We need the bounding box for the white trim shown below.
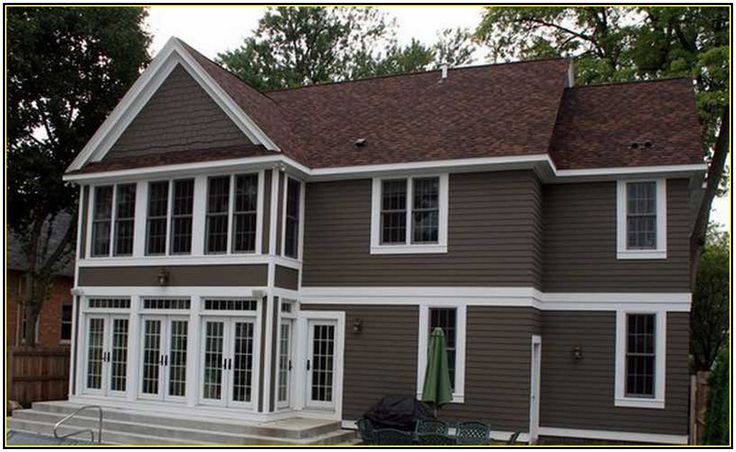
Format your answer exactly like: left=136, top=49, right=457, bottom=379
left=529, top=335, right=542, bottom=444
left=416, top=304, right=466, bottom=403
left=370, top=174, right=449, bottom=255
left=76, top=286, right=268, bottom=298
left=616, top=179, right=667, bottom=260
left=77, top=253, right=300, bottom=270
left=537, top=427, right=687, bottom=445
left=66, top=37, right=278, bottom=172
left=614, top=310, right=667, bottom=409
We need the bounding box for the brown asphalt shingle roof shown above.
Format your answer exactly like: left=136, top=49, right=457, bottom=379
left=549, top=78, right=704, bottom=169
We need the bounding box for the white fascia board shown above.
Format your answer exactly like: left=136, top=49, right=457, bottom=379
left=553, top=163, right=707, bottom=183
left=66, top=37, right=280, bottom=173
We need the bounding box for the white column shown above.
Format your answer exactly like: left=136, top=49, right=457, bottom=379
left=261, top=294, right=275, bottom=412
left=126, top=295, right=141, bottom=401
left=186, top=295, right=201, bottom=407
left=191, top=175, right=207, bottom=256
left=133, top=181, right=148, bottom=257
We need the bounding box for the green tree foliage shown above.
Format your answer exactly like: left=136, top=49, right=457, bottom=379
left=703, top=347, right=730, bottom=444
left=690, top=226, right=730, bottom=371
left=7, top=7, right=150, bottom=345
left=218, top=7, right=476, bottom=90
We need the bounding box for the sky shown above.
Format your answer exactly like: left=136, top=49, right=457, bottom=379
left=145, top=6, right=730, bottom=228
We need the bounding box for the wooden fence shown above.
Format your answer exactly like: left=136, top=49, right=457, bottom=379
left=7, top=346, right=70, bottom=406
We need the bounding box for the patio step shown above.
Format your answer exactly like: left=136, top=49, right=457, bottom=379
left=10, top=401, right=355, bottom=445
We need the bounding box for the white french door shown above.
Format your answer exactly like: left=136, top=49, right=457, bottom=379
left=304, top=319, right=339, bottom=410
left=138, top=316, right=189, bottom=402
left=276, top=319, right=294, bottom=409
left=199, top=317, right=257, bottom=408
left=83, top=314, right=129, bottom=396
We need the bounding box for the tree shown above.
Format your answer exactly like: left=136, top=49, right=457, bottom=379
left=690, top=225, right=730, bottom=371
left=703, top=347, right=730, bottom=444
left=218, top=7, right=476, bottom=90
left=7, top=7, right=151, bottom=346
left=475, top=6, right=730, bottom=286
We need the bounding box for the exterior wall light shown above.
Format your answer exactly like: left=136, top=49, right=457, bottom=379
left=572, top=345, right=583, bottom=360
left=352, top=319, right=363, bottom=334
left=157, top=269, right=169, bottom=286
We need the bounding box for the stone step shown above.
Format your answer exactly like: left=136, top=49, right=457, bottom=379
left=31, top=401, right=341, bottom=439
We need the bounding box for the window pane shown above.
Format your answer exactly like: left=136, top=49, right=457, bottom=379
left=626, top=182, right=657, bottom=250
left=171, top=179, right=194, bottom=254
left=380, top=179, right=407, bottom=244
left=233, top=174, right=258, bottom=253
left=60, top=304, right=73, bottom=341
left=146, top=182, right=169, bottom=255
left=625, top=313, right=656, bottom=398
left=206, top=176, right=230, bottom=254
left=114, top=184, right=136, bottom=256
left=285, top=178, right=300, bottom=258
left=91, top=186, right=113, bottom=256
left=429, top=308, right=457, bottom=390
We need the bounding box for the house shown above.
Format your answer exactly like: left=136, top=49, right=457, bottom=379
left=31, top=37, right=707, bottom=444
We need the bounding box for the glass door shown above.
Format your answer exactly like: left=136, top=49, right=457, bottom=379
left=83, top=314, right=129, bottom=396
left=305, top=320, right=337, bottom=410
left=200, top=318, right=227, bottom=406
left=84, top=316, right=106, bottom=395
left=276, top=320, right=293, bottom=409
left=228, top=321, right=255, bottom=407
left=139, top=316, right=189, bottom=401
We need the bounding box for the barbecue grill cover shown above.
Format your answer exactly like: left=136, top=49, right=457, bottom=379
left=363, top=395, right=435, bottom=430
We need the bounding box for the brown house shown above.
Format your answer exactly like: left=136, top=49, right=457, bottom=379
left=11, top=37, right=705, bottom=444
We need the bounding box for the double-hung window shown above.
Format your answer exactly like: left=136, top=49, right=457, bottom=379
left=206, top=173, right=261, bottom=254
left=370, top=175, right=448, bottom=254
left=283, top=177, right=302, bottom=258
left=146, top=179, right=195, bottom=255
left=417, top=305, right=466, bottom=403
left=91, top=184, right=136, bottom=257
left=617, top=179, right=666, bottom=259
left=615, top=310, right=666, bottom=408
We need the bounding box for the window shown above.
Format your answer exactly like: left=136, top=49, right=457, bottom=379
left=283, top=177, right=301, bottom=258
left=206, top=176, right=231, bottom=254
left=146, top=181, right=169, bottom=255
left=371, top=175, right=449, bottom=254
left=617, top=179, right=666, bottom=259
left=143, top=298, right=191, bottom=310
left=91, top=186, right=113, bottom=256
left=233, top=174, right=258, bottom=253
left=615, top=310, right=666, bottom=408
left=417, top=305, right=466, bottom=403
left=113, top=184, right=136, bottom=256
left=18, top=309, right=40, bottom=345
left=87, top=298, right=131, bottom=309
left=171, top=179, right=194, bottom=254
left=203, top=299, right=257, bottom=311
left=60, top=304, right=73, bottom=343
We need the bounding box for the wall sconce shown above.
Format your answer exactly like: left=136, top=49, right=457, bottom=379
left=352, top=319, right=363, bottom=334
left=157, top=269, right=169, bottom=286
left=572, top=345, right=583, bottom=360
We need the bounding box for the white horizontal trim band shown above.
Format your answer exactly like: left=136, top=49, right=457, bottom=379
left=537, top=426, right=687, bottom=445
left=78, top=255, right=301, bottom=270
left=75, top=286, right=268, bottom=297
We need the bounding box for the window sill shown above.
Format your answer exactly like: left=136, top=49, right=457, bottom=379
left=370, top=244, right=447, bottom=255
left=615, top=397, right=664, bottom=409
left=617, top=249, right=667, bottom=260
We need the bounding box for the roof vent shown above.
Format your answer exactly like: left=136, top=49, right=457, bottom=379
left=630, top=142, right=639, bottom=150
left=354, top=138, right=367, bottom=148
left=643, top=141, right=653, bottom=148
left=629, top=140, right=654, bottom=150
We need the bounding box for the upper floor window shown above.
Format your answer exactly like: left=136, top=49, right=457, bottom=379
left=146, top=181, right=169, bottom=255
left=283, top=177, right=302, bottom=258
left=171, top=179, right=195, bottom=254
left=91, top=184, right=136, bottom=257
left=145, top=179, right=195, bottom=256
left=206, top=173, right=261, bottom=254
left=615, top=310, right=666, bottom=409
left=370, top=175, right=449, bottom=254
left=616, top=179, right=666, bottom=259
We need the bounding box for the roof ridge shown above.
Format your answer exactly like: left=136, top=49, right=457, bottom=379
left=569, top=76, right=693, bottom=90
left=264, top=57, right=568, bottom=94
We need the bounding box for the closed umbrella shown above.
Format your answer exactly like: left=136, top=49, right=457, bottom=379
left=421, top=327, right=453, bottom=413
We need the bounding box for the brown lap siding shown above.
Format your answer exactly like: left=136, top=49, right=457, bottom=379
left=539, top=311, right=689, bottom=436
left=78, top=264, right=268, bottom=286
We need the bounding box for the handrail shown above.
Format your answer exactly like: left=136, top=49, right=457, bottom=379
left=53, top=405, right=103, bottom=443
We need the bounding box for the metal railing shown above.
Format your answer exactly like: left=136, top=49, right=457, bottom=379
left=53, top=405, right=103, bottom=443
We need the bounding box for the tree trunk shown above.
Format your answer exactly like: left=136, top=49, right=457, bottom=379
left=690, top=107, right=730, bottom=288
left=23, top=302, right=40, bottom=347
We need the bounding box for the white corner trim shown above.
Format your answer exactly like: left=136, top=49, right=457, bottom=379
left=369, top=174, right=449, bottom=255
left=616, top=179, right=667, bottom=260
left=537, top=427, right=687, bottom=445
left=416, top=304, right=466, bottom=404
left=614, top=310, right=667, bottom=409
left=66, top=37, right=279, bottom=173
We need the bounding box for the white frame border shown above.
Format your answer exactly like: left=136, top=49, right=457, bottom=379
left=616, top=179, right=667, bottom=260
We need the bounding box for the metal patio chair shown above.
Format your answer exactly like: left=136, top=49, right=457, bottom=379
left=415, top=419, right=449, bottom=435
left=456, top=421, right=491, bottom=445
left=372, top=428, right=415, bottom=445
left=417, top=432, right=457, bottom=445
left=356, top=418, right=375, bottom=444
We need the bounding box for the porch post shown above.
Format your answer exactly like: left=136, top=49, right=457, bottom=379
left=126, top=295, right=141, bottom=401
left=186, top=295, right=201, bottom=407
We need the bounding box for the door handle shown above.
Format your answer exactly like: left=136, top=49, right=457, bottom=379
left=164, top=355, right=168, bottom=366
left=222, top=358, right=227, bottom=370
left=160, top=355, right=164, bottom=366
left=288, top=360, right=292, bottom=371
left=306, top=359, right=310, bottom=371
left=228, top=358, right=232, bottom=370
left=102, top=352, right=108, bottom=362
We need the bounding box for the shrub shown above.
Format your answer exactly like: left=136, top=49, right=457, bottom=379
left=703, top=347, right=730, bottom=444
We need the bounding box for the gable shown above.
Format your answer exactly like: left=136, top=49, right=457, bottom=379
left=104, top=64, right=250, bottom=161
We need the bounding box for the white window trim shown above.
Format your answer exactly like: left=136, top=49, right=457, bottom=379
left=280, top=174, right=305, bottom=261
left=616, top=179, right=667, bottom=260
left=370, top=174, right=449, bottom=254
left=614, top=309, right=666, bottom=409
left=416, top=303, right=466, bottom=403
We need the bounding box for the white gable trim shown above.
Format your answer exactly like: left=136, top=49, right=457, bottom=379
left=66, top=37, right=279, bottom=172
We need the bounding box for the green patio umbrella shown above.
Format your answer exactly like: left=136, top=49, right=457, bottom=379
left=421, top=327, right=453, bottom=413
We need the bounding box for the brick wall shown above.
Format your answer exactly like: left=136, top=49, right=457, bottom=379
left=6, top=270, right=74, bottom=347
